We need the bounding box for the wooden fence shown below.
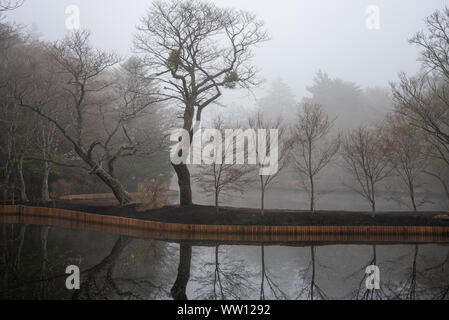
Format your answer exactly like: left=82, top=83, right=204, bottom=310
left=1, top=204, right=449, bottom=243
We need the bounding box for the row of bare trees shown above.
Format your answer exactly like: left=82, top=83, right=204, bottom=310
left=192, top=6, right=449, bottom=214
left=192, top=94, right=448, bottom=214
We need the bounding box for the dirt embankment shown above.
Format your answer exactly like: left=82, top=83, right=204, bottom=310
left=11, top=199, right=449, bottom=227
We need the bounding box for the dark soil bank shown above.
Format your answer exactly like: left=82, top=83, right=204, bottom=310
left=15, top=200, right=449, bottom=227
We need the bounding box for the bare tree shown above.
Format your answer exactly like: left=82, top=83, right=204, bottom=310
left=0, top=22, right=32, bottom=203
left=248, top=112, right=291, bottom=215
left=341, top=127, right=392, bottom=214
left=391, top=8, right=449, bottom=170
left=0, top=100, right=35, bottom=202
left=14, top=31, right=163, bottom=205
left=135, top=0, right=269, bottom=206
left=290, top=103, right=340, bottom=212
left=193, top=117, right=254, bottom=213
left=34, top=118, right=59, bottom=202
left=382, top=114, right=429, bottom=211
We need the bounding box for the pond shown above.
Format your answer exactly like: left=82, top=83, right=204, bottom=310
left=1, top=222, right=448, bottom=300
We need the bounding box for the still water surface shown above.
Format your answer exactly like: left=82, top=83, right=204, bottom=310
left=1, top=223, right=448, bottom=300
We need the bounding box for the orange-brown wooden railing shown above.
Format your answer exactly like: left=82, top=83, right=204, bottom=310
left=1, top=204, right=449, bottom=243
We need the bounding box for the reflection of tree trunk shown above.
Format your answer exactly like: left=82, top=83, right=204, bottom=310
left=260, top=245, right=265, bottom=300
left=310, top=246, right=315, bottom=300
left=259, top=245, right=287, bottom=300
left=1, top=224, right=8, bottom=292
left=354, top=244, right=381, bottom=300
left=73, top=236, right=131, bottom=300
left=406, top=244, right=418, bottom=300
left=299, top=245, right=326, bottom=300
left=171, top=243, right=192, bottom=300
left=172, top=163, right=192, bottom=206
left=213, top=245, right=224, bottom=300
left=38, top=226, right=50, bottom=297
left=14, top=224, right=27, bottom=270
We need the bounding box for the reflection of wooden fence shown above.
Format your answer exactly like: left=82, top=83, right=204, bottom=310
left=1, top=205, right=449, bottom=243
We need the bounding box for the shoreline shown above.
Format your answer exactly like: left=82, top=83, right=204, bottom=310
left=1, top=202, right=449, bottom=243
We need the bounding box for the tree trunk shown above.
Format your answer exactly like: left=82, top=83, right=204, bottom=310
left=370, top=181, right=376, bottom=217
left=2, top=161, right=10, bottom=203
left=172, top=163, right=192, bottom=206
left=16, top=158, right=28, bottom=203
left=94, top=167, right=131, bottom=205
left=409, top=182, right=417, bottom=212
left=171, top=105, right=195, bottom=207
left=261, top=188, right=265, bottom=216
left=309, top=174, right=315, bottom=212
left=260, top=176, right=265, bottom=216
left=41, top=160, right=51, bottom=202
left=171, top=243, right=192, bottom=300
left=215, top=190, right=219, bottom=214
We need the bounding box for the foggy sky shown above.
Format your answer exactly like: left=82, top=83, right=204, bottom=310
left=4, top=0, right=448, bottom=101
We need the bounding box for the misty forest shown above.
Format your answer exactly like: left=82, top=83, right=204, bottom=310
left=2, top=0, right=449, bottom=302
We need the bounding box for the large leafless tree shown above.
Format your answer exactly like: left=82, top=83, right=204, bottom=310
left=135, top=0, right=269, bottom=206
left=391, top=7, right=449, bottom=170
left=14, top=31, right=163, bottom=205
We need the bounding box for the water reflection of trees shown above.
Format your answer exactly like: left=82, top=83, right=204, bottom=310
left=189, top=244, right=256, bottom=300
left=346, top=245, right=387, bottom=300
left=260, top=245, right=288, bottom=300
left=1, top=224, right=176, bottom=299
left=297, top=246, right=328, bottom=300
left=171, top=243, right=192, bottom=300
left=75, top=236, right=175, bottom=300
left=3, top=224, right=449, bottom=301
left=384, top=245, right=449, bottom=300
